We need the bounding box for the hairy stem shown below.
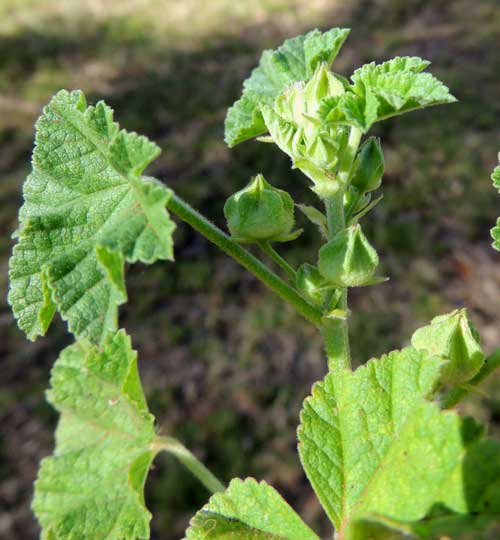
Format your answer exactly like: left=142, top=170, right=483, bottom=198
left=320, top=128, right=362, bottom=372
left=258, top=241, right=297, bottom=281
left=441, top=347, right=500, bottom=409
left=153, top=436, right=225, bottom=494
left=166, top=191, right=322, bottom=327
left=322, top=190, right=350, bottom=371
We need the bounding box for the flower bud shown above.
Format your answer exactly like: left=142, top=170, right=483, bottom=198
left=224, top=174, right=296, bottom=242
left=411, top=309, right=484, bottom=385
left=318, top=224, right=379, bottom=287
left=296, top=263, right=331, bottom=305
left=350, top=137, right=384, bottom=194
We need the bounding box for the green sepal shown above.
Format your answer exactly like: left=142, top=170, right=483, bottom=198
left=318, top=224, right=379, bottom=287
left=347, top=194, right=384, bottom=225
left=224, top=174, right=297, bottom=243
left=411, top=309, right=485, bottom=385
left=350, top=137, right=384, bottom=194
left=296, top=263, right=333, bottom=306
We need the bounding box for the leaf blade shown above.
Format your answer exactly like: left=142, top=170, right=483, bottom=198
left=320, top=56, right=456, bottom=132
left=224, top=28, right=350, bottom=147
left=185, top=477, right=319, bottom=540
left=298, top=347, right=444, bottom=530
left=33, top=330, right=156, bottom=540
left=8, top=90, right=175, bottom=343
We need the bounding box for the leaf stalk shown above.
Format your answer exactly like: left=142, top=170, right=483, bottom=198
left=258, top=241, right=297, bottom=281
left=153, top=436, right=225, bottom=494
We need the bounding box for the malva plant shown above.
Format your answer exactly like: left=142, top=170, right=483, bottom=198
left=7, top=27, right=500, bottom=540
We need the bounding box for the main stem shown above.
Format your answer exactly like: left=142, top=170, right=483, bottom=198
left=322, top=127, right=363, bottom=372
left=166, top=191, right=322, bottom=327
left=322, top=192, right=350, bottom=372
left=153, top=436, right=225, bottom=494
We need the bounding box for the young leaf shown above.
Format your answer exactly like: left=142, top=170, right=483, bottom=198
left=319, top=56, right=456, bottom=132
left=492, top=160, right=500, bottom=251
left=33, top=330, right=157, bottom=540
left=298, top=347, right=500, bottom=539
left=8, top=90, right=175, bottom=343
left=185, top=477, right=319, bottom=540
left=224, top=28, right=350, bottom=147
left=298, top=348, right=444, bottom=531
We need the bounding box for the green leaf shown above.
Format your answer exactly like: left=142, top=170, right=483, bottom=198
left=347, top=408, right=500, bottom=540
left=298, top=348, right=444, bottom=531
left=185, top=477, right=319, bottom=540
left=8, top=90, right=175, bottom=343
left=224, top=28, right=350, bottom=147
left=492, top=161, right=500, bottom=251
left=298, top=347, right=500, bottom=539
left=319, top=56, right=456, bottom=132
left=33, top=330, right=157, bottom=540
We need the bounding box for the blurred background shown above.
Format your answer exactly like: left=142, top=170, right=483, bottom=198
left=1, top=0, right=500, bottom=538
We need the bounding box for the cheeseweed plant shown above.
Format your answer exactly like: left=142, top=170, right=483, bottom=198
left=8, top=27, right=500, bottom=540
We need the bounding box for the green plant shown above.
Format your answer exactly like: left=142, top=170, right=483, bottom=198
left=7, top=27, right=500, bottom=540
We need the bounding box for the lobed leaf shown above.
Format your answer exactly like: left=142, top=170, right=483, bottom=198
left=298, top=347, right=500, bottom=539
left=319, top=56, right=456, bottom=132
left=185, top=477, right=319, bottom=540
left=8, top=90, right=175, bottom=343
left=298, top=347, right=444, bottom=530
left=33, top=330, right=157, bottom=540
left=224, top=28, right=350, bottom=147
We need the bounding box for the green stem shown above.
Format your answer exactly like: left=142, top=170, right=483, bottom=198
left=441, top=347, right=500, bottom=409
left=337, top=126, right=363, bottom=186
left=166, top=192, right=322, bottom=327
left=258, top=241, right=297, bottom=281
left=153, top=436, right=225, bottom=493
left=322, top=192, right=350, bottom=371
left=321, top=128, right=363, bottom=372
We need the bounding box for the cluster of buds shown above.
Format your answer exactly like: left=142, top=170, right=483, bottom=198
left=225, top=63, right=389, bottom=307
